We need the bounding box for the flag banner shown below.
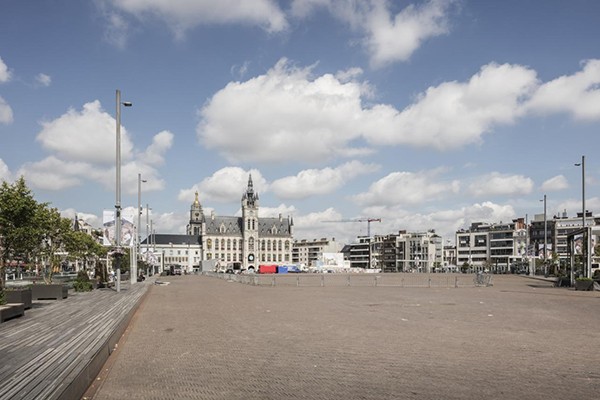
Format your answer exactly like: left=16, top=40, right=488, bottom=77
left=103, top=209, right=136, bottom=247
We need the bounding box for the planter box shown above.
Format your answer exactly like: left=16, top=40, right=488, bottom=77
left=575, top=280, right=594, bottom=291
left=31, top=284, right=69, bottom=300
left=0, top=303, right=25, bottom=323
left=5, top=288, right=32, bottom=309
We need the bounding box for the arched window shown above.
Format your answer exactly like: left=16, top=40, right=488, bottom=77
left=284, top=240, right=290, bottom=251
left=227, top=239, right=231, bottom=250
left=261, top=240, right=265, bottom=251
left=267, top=240, right=271, bottom=251
left=249, top=237, right=255, bottom=251
left=278, top=240, right=282, bottom=251
left=207, top=239, right=212, bottom=250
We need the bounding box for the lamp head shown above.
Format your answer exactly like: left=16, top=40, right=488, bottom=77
left=122, top=101, right=133, bottom=107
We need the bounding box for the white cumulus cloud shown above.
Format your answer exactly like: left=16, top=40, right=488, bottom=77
left=103, top=0, right=288, bottom=41
left=291, top=0, right=456, bottom=67
left=525, top=59, right=600, bottom=120
left=0, top=96, right=13, bottom=124
left=0, top=56, right=11, bottom=83
left=0, top=159, right=12, bottom=182
left=198, top=58, right=374, bottom=163
left=365, top=0, right=455, bottom=67
left=362, top=62, right=539, bottom=149
left=199, top=60, right=543, bottom=163
left=271, top=161, right=380, bottom=200
left=179, top=167, right=267, bottom=204
left=353, top=168, right=460, bottom=207
left=19, top=100, right=171, bottom=194
left=541, top=175, right=569, bottom=192
left=37, top=100, right=134, bottom=165
left=468, top=172, right=534, bottom=197
left=35, top=73, right=52, bottom=87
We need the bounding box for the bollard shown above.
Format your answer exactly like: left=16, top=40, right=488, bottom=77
left=347, top=275, right=351, bottom=287
left=297, top=275, right=300, bottom=287
left=321, top=275, right=324, bottom=287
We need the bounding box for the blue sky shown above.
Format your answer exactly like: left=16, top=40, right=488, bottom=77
left=1, top=0, right=599, bottom=245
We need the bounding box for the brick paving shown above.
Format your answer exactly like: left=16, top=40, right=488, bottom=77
left=91, top=275, right=600, bottom=400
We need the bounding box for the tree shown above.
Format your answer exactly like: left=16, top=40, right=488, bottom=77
left=0, top=177, right=44, bottom=297
left=37, top=205, right=74, bottom=283
left=64, top=230, right=108, bottom=279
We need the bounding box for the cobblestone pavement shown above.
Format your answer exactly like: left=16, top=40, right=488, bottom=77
left=91, top=275, right=600, bottom=400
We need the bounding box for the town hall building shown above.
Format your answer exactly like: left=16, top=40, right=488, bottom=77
left=186, top=175, right=294, bottom=271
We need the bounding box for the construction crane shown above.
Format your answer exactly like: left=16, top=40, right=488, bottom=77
left=321, top=218, right=382, bottom=237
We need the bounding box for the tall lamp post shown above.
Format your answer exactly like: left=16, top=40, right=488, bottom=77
left=132, top=173, right=146, bottom=284
left=115, top=89, right=132, bottom=293
left=575, top=155, right=590, bottom=278
left=541, top=194, right=547, bottom=276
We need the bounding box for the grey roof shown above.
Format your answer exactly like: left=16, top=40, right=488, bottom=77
left=204, top=216, right=243, bottom=235
left=258, top=217, right=292, bottom=237
left=142, top=234, right=201, bottom=246
left=202, top=215, right=292, bottom=237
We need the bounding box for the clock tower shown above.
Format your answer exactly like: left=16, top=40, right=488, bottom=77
left=187, top=191, right=204, bottom=236
left=242, top=174, right=259, bottom=269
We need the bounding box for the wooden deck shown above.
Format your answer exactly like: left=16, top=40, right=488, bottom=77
left=0, top=280, right=151, bottom=400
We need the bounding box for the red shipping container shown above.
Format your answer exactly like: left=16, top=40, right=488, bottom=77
left=259, top=265, right=277, bottom=274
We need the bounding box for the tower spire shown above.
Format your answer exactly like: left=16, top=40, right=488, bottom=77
left=242, top=173, right=258, bottom=206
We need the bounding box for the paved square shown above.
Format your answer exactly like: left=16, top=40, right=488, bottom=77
left=92, top=275, right=600, bottom=400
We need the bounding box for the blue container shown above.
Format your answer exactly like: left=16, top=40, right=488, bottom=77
left=277, top=266, right=288, bottom=274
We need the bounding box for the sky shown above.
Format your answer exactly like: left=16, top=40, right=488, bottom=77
left=1, top=0, right=599, bottom=246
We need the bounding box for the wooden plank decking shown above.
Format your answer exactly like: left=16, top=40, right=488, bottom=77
left=0, top=280, right=151, bottom=400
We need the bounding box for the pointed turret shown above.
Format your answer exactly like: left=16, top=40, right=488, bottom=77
left=242, top=173, right=259, bottom=206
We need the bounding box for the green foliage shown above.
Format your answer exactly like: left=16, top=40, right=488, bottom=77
left=73, top=270, right=93, bottom=292
left=575, top=277, right=593, bottom=282
left=0, top=177, right=43, bottom=269
left=460, top=262, right=470, bottom=273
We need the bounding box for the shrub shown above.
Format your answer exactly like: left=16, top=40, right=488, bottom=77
left=73, top=281, right=93, bottom=292
left=73, top=270, right=93, bottom=292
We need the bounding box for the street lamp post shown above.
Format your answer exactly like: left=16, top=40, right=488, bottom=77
left=146, top=203, right=151, bottom=275
left=132, top=173, right=147, bottom=284
left=575, top=155, right=590, bottom=278
left=115, top=89, right=132, bottom=293
left=541, top=194, right=547, bottom=276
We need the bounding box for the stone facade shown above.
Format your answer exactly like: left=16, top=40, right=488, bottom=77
left=186, top=175, right=293, bottom=270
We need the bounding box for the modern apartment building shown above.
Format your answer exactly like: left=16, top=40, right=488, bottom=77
left=344, top=230, right=443, bottom=272
left=292, top=237, right=340, bottom=267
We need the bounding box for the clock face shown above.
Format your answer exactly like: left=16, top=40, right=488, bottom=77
left=195, top=212, right=199, bottom=216
left=248, top=254, right=254, bottom=262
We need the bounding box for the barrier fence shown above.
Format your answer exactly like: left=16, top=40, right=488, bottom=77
left=203, top=272, right=493, bottom=288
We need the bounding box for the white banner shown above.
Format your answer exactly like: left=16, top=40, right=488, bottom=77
left=103, top=209, right=136, bottom=247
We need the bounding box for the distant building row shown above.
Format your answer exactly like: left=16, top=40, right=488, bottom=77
left=140, top=177, right=598, bottom=275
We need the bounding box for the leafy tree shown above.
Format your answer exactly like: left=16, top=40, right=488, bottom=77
left=37, top=206, right=74, bottom=283
left=64, top=230, right=107, bottom=276
left=0, top=177, right=44, bottom=297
